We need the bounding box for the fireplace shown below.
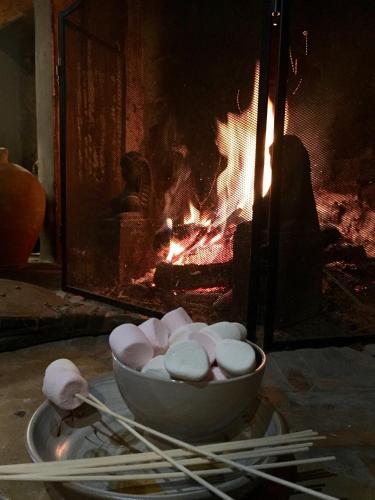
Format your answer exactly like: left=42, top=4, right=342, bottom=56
left=58, top=0, right=375, bottom=348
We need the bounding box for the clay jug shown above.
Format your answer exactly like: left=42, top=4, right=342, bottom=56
left=0, top=148, right=46, bottom=267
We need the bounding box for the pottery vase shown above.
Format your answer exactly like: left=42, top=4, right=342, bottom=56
left=0, top=147, right=46, bottom=266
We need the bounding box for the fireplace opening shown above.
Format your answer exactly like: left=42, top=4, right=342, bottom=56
left=61, top=0, right=266, bottom=323
left=59, top=0, right=374, bottom=347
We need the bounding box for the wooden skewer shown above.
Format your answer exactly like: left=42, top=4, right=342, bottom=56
left=77, top=394, right=338, bottom=500
left=87, top=393, right=234, bottom=500
left=2, top=445, right=310, bottom=477
left=0, top=442, right=312, bottom=475
left=0, top=430, right=321, bottom=474
left=0, top=456, right=336, bottom=482
left=41, top=445, right=311, bottom=475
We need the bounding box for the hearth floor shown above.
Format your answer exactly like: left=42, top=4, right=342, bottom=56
left=0, top=336, right=373, bottom=499
left=1, top=263, right=374, bottom=351
left=0, top=264, right=147, bottom=352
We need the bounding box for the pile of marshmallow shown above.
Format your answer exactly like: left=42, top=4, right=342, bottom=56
left=109, top=307, right=257, bottom=382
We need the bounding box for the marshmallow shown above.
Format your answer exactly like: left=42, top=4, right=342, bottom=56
left=42, top=362, right=88, bottom=410
left=169, top=322, right=207, bottom=345
left=45, top=358, right=81, bottom=375
left=209, top=365, right=228, bottom=381
left=161, top=307, right=192, bottom=333
left=141, top=355, right=171, bottom=380
left=232, top=322, right=247, bottom=340
left=139, top=318, right=169, bottom=355
left=201, top=322, right=242, bottom=342
left=109, top=324, right=153, bottom=370
left=188, top=330, right=216, bottom=364
left=165, top=340, right=210, bottom=381
left=216, top=339, right=257, bottom=377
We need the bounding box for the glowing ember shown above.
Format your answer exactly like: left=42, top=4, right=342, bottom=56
left=162, top=65, right=280, bottom=267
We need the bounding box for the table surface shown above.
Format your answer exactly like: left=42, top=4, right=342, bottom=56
left=0, top=336, right=374, bottom=500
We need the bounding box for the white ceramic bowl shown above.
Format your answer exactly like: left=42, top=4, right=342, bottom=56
left=113, top=340, right=266, bottom=442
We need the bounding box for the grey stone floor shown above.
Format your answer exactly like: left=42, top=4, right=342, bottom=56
left=263, top=346, right=375, bottom=498
left=0, top=336, right=373, bottom=499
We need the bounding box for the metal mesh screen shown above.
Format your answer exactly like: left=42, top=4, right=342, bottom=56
left=63, top=0, right=126, bottom=291
left=272, top=0, right=375, bottom=342
left=62, top=0, right=264, bottom=323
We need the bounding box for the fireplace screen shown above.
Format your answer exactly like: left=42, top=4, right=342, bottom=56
left=60, top=0, right=374, bottom=347
left=60, top=0, right=265, bottom=324
left=268, top=0, right=375, bottom=346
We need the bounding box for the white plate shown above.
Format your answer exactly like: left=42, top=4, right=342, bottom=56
left=26, top=374, right=284, bottom=499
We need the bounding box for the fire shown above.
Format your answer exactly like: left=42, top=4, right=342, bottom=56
left=163, top=65, right=280, bottom=267
left=263, top=99, right=275, bottom=196
left=184, top=201, right=212, bottom=227
left=183, top=202, right=211, bottom=227
left=184, top=202, right=200, bottom=224
left=165, top=230, right=230, bottom=266
left=166, top=240, right=185, bottom=263
left=215, top=89, right=274, bottom=225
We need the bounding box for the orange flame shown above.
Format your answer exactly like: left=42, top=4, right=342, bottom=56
left=164, top=65, right=282, bottom=266
left=183, top=202, right=200, bottom=224
left=215, top=75, right=274, bottom=225
left=184, top=202, right=211, bottom=227
left=166, top=239, right=185, bottom=264
left=263, top=99, right=275, bottom=196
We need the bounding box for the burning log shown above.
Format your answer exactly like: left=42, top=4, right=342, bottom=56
left=154, top=262, right=232, bottom=290
left=316, top=189, right=375, bottom=258
left=153, top=223, right=205, bottom=251
left=324, top=242, right=367, bottom=263
left=320, top=225, right=342, bottom=248
left=213, top=290, right=233, bottom=312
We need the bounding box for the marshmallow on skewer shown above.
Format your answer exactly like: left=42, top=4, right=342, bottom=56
left=44, top=358, right=81, bottom=375
left=42, top=359, right=88, bottom=410
left=188, top=330, right=216, bottom=365
left=165, top=340, right=209, bottom=381
left=141, top=355, right=171, bottom=380
left=169, top=322, right=207, bottom=346
left=139, top=318, right=169, bottom=355
left=161, top=307, right=192, bottom=333
left=201, top=322, right=242, bottom=342
left=109, top=324, right=153, bottom=370
left=216, top=339, right=257, bottom=377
